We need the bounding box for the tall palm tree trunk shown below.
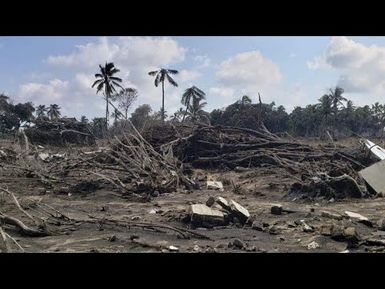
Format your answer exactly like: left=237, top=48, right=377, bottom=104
left=105, top=91, right=109, bottom=127
left=162, top=81, right=165, bottom=121
left=182, top=103, right=189, bottom=122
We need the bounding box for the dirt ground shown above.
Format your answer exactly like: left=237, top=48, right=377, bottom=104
left=1, top=137, right=385, bottom=253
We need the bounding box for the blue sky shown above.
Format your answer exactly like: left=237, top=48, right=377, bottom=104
left=1, top=36, right=385, bottom=119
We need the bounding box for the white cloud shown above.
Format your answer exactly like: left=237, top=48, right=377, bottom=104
left=194, top=55, right=211, bottom=68
left=209, top=50, right=282, bottom=105
left=308, top=37, right=385, bottom=96
left=19, top=37, right=188, bottom=119
left=179, top=69, right=201, bottom=82
left=19, top=79, right=69, bottom=103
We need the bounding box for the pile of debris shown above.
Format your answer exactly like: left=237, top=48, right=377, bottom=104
left=24, top=118, right=95, bottom=146
left=82, top=122, right=196, bottom=200
left=159, top=124, right=373, bottom=199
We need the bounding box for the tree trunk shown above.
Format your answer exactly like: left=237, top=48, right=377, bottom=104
left=105, top=91, right=109, bottom=128
left=162, top=81, right=165, bottom=121
left=182, top=102, right=189, bottom=123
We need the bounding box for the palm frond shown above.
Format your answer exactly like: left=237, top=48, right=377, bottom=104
left=94, top=73, right=103, bottom=78
left=148, top=71, right=158, bottom=76
left=166, top=69, right=179, bottom=75
left=155, top=73, right=161, bottom=87
left=166, top=74, right=178, bottom=87
left=96, top=82, right=104, bottom=93
left=92, top=79, right=103, bottom=88
left=110, top=76, right=122, bottom=82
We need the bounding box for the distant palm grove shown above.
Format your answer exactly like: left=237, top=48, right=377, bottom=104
left=1, top=61, right=385, bottom=139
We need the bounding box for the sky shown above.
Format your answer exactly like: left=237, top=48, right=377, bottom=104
left=1, top=36, right=385, bottom=120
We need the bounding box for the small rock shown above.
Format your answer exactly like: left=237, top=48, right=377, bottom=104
left=108, top=235, right=117, bottom=242
left=252, top=221, right=263, bottom=231
left=231, top=238, right=245, bottom=249
left=378, top=218, right=385, bottom=231
left=193, top=245, right=200, bottom=251
left=279, top=237, right=285, bottom=242
left=271, top=204, right=283, bottom=215
left=320, top=224, right=333, bottom=236
left=129, top=235, right=139, bottom=240
left=215, top=197, right=230, bottom=211
left=190, top=204, right=226, bottom=227
left=321, top=211, right=343, bottom=220
left=207, top=181, right=224, bottom=191
left=300, top=220, right=314, bottom=232
left=206, top=196, right=215, bottom=207
left=307, top=241, right=320, bottom=250
left=149, top=209, right=157, bottom=214
left=100, top=206, right=107, bottom=212
left=168, top=245, right=179, bottom=252
left=131, top=216, right=141, bottom=221
left=310, top=208, right=315, bottom=212
left=151, top=190, right=160, bottom=197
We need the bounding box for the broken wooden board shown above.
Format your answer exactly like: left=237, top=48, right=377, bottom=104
left=359, top=159, right=385, bottom=195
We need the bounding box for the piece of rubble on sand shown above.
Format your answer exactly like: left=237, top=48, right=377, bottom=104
left=344, top=211, right=372, bottom=226
left=321, top=210, right=343, bottom=221
left=206, top=181, right=224, bottom=191
left=359, top=159, right=385, bottom=196
left=189, top=204, right=226, bottom=227
left=229, top=200, right=250, bottom=223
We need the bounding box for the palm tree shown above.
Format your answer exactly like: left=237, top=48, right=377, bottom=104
left=92, top=62, right=123, bottom=127
left=148, top=68, right=178, bottom=121
left=185, top=97, right=210, bottom=124
left=239, top=95, right=252, bottom=105
left=47, top=104, right=61, bottom=120
left=80, top=115, right=89, bottom=124
left=36, top=105, right=47, bottom=119
left=181, top=86, right=205, bottom=122
left=327, top=86, right=347, bottom=115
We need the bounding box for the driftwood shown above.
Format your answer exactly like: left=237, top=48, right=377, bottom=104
left=0, top=213, right=50, bottom=237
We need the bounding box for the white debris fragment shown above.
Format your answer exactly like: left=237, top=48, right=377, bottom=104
left=207, top=181, right=224, bottom=191
left=362, top=139, right=385, bottom=160
left=229, top=199, right=250, bottom=219
left=344, top=211, right=369, bottom=221
left=168, top=245, right=179, bottom=252
left=38, top=153, right=50, bottom=161
left=307, top=241, right=320, bottom=250
left=149, top=209, right=157, bottom=214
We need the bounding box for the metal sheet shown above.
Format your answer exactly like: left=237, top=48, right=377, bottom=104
left=359, top=159, right=385, bottom=194
left=363, top=139, right=385, bottom=160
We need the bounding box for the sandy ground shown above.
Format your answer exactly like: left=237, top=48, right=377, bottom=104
left=1, top=138, right=385, bottom=253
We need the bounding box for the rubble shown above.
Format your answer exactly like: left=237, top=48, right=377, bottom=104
left=229, top=200, right=250, bottom=223
left=271, top=204, right=283, bottom=215
left=321, top=211, right=343, bottom=220
left=307, top=241, right=320, bottom=250
left=189, top=204, right=226, bottom=227
left=206, top=181, right=224, bottom=191
left=359, top=159, right=385, bottom=195
left=344, top=211, right=372, bottom=226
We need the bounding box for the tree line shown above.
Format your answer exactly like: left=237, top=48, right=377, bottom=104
left=2, top=61, right=385, bottom=139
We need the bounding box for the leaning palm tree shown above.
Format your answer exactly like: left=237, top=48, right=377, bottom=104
left=47, top=104, right=61, bottom=120
left=92, top=62, right=123, bottom=127
left=148, top=68, right=178, bottom=121
left=181, top=86, right=205, bottom=122
left=36, top=105, right=47, bottom=119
